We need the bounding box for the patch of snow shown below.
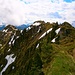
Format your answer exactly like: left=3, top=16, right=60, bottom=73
left=1, top=65, right=3, bottom=68
left=55, top=28, right=61, bottom=34
left=11, top=35, right=14, bottom=42
left=51, top=37, right=57, bottom=43
left=20, top=30, right=23, bottom=33
left=2, top=29, right=5, bottom=32
left=12, top=66, right=15, bottom=70
left=37, top=28, right=40, bottom=33
left=47, top=28, right=53, bottom=34
left=0, top=44, right=2, bottom=47
left=33, top=22, right=41, bottom=26
left=26, top=26, right=31, bottom=31
left=9, top=41, right=11, bottom=45
left=32, top=36, right=33, bottom=37
left=8, top=49, right=11, bottom=52
left=36, top=44, right=39, bottom=48
left=0, top=54, right=16, bottom=75
left=51, top=38, right=55, bottom=43
left=2, top=29, right=8, bottom=33
left=37, top=26, right=41, bottom=33
left=9, top=33, right=15, bottom=45
left=16, top=36, right=19, bottom=39
left=39, top=32, right=46, bottom=39
left=12, top=40, right=15, bottom=45
left=39, top=28, right=53, bottom=39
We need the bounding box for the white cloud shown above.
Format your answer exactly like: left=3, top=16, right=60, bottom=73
left=0, top=0, right=26, bottom=26
left=0, top=0, right=75, bottom=26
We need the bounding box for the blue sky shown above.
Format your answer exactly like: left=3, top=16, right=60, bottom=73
left=64, top=0, right=75, bottom=3
left=64, top=0, right=72, bottom=2
left=0, top=0, right=75, bottom=26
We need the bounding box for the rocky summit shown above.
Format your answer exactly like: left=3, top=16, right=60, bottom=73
left=0, top=21, right=75, bottom=75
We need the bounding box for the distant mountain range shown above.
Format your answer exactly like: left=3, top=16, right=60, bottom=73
left=0, top=25, right=5, bottom=30
left=0, top=24, right=29, bottom=30
left=16, top=24, right=29, bottom=30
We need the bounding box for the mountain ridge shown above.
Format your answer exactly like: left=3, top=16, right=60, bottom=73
left=0, top=21, right=75, bottom=30
left=0, top=21, right=75, bottom=75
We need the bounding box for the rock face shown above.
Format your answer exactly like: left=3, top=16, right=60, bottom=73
left=0, top=21, right=75, bottom=75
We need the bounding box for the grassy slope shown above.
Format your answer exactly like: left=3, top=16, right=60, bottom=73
left=39, top=34, right=75, bottom=75
left=45, top=44, right=75, bottom=75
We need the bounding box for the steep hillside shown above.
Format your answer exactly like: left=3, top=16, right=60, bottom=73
left=0, top=25, right=20, bottom=67
left=0, top=21, right=75, bottom=75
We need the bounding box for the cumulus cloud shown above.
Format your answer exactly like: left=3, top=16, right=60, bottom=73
left=0, top=0, right=26, bottom=25
left=0, top=0, right=75, bottom=26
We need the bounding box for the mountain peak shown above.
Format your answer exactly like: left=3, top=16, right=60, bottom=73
left=61, top=22, right=73, bottom=28
left=2, top=25, right=18, bottom=33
